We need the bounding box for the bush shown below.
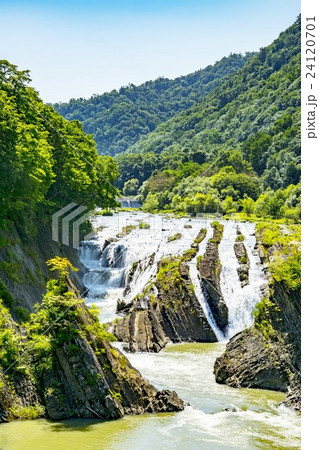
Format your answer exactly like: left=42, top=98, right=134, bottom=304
left=168, top=233, right=182, bottom=242
left=138, top=222, right=151, bottom=229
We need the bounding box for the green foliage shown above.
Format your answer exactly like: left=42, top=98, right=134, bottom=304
left=126, top=18, right=300, bottom=188
left=0, top=300, right=22, bottom=371
left=253, top=297, right=276, bottom=339
left=14, top=306, right=30, bottom=322
left=54, top=53, right=250, bottom=156
left=269, top=249, right=301, bottom=290
left=210, top=222, right=224, bottom=244
left=168, top=233, right=182, bottom=242
left=0, top=60, right=118, bottom=229
left=138, top=222, right=150, bottom=229
left=194, top=228, right=207, bottom=244
left=24, top=258, right=82, bottom=377
left=241, top=197, right=255, bottom=216
left=256, top=221, right=300, bottom=290
left=9, top=403, right=45, bottom=420
left=115, top=18, right=301, bottom=217
left=211, top=166, right=261, bottom=200
left=142, top=193, right=160, bottom=213
left=116, top=225, right=136, bottom=237
left=108, top=389, right=123, bottom=402
left=0, top=279, right=14, bottom=307
left=123, top=178, right=139, bottom=196
left=47, top=257, right=78, bottom=280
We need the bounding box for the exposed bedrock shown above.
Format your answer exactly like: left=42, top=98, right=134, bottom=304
left=0, top=279, right=184, bottom=422
left=214, top=281, right=301, bottom=411
left=112, top=257, right=217, bottom=353
left=234, top=241, right=250, bottom=287
left=198, top=225, right=228, bottom=331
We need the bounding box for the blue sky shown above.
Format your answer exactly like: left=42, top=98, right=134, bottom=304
left=1, top=0, right=300, bottom=103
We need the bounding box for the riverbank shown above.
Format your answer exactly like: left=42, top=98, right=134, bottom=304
left=0, top=342, right=300, bottom=450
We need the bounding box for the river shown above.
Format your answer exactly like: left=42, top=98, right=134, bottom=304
left=0, top=212, right=301, bottom=449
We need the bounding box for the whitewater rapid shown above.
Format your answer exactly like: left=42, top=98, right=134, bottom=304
left=79, top=212, right=265, bottom=341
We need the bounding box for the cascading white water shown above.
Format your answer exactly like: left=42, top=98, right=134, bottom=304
left=219, top=221, right=265, bottom=339
left=116, top=198, right=142, bottom=209
left=79, top=212, right=265, bottom=338
left=79, top=238, right=129, bottom=321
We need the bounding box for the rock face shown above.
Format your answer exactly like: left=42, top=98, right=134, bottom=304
left=42, top=299, right=183, bottom=420
left=214, top=328, right=289, bottom=391
left=112, top=258, right=217, bottom=352
left=214, top=281, right=301, bottom=410
left=0, top=278, right=183, bottom=422
left=234, top=241, right=250, bottom=287
left=0, top=223, right=85, bottom=314
left=198, top=225, right=228, bottom=331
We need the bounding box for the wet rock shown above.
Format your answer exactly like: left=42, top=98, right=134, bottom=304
left=234, top=240, right=250, bottom=287
left=112, top=258, right=217, bottom=353
left=214, top=281, right=301, bottom=411
left=198, top=227, right=228, bottom=331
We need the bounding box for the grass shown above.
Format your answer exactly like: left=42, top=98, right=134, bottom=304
left=138, top=222, right=150, bottom=229
left=116, top=225, right=136, bottom=238
left=10, top=403, right=45, bottom=420
left=168, top=233, right=182, bottom=242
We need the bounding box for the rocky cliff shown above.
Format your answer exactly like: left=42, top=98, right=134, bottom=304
left=0, top=265, right=184, bottom=422
left=233, top=228, right=250, bottom=287
left=214, top=224, right=301, bottom=411
left=0, top=222, right=85, bottom=317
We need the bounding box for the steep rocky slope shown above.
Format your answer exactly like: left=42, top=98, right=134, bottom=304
left=0, top=223, right=85, bottom=316
left=0, top=266, right=183, bottom=422
left=214, top=224, right=301, bottom=411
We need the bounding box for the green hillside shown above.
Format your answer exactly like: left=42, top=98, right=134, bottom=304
left=118, top=16, right=300, bottom=220
left=53, top=53, right=251, bottom=156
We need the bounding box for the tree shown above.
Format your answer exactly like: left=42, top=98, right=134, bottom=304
left=242, top=132, right=272, bottom=176
left=142, top=193, right=159, bottom=213
left=241, top=197, right=255, bottom=216
left=123, top=178, right=139, bottom=196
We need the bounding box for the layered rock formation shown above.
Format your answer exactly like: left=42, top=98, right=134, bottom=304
left=234, top=229, right=250, bottom=287
left=214, top=226, right=301, bottom=411
left=198, top=223, right=228, bottom=332
left=0, top=223, right=85, bottom=315
left=112, top=229, right=217, bottom=352
left=0, top=265, right=184, bottom=422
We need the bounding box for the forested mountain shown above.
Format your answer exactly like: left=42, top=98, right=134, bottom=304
left=115, top=16, right=300, bottom=220
left=53, top=53, right=251, bottom=156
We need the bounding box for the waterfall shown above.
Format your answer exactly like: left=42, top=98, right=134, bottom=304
left=79, top=239, right=129, bottom=321
left=78, top=213, right=265, bottom=338
left=79, top=240, right=102, bottom=269
left=219, top=221, right=265, bottom=339
left=117, top=198, right=142, bottom=209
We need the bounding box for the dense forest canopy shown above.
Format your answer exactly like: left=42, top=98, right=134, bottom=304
left=0, top=60, right=118, bottom=232
left=114, top=16, right=300, bottom=220
left=53, top=53, right=251, bottom=156
left=52, top=16, right=301, bottom=222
